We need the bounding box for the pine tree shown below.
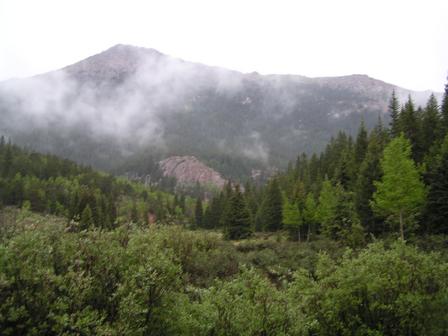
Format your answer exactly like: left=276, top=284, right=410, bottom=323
left=222, top=186, right=252, bottom=240
left=399, top=96, right=423, bottom=162
left=260, top=179, right=283, bottom=231
left=354, top=129, right=385, bottom=236
left=421, top=94, right=441, bottom=153
left=424, top=135, right=448, bottom=234
left=282, top=195, right=302, bottom=241
left=334, top=149, right=355, bottom=190
left=354, top=120, right=368, bottom=168
left=389, top=90, right=401, bottom=137
left=441, top=77, right=448, bottom=136
left=194, top=197, right=203, bottom=228
left=332, top=190, right=363, bottom=245
left=372, top=135, right=426, bottom=240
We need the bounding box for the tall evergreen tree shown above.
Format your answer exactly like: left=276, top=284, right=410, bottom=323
left=421, top=94, right=441, bottom=152
left=222, top=185, right=252, bottom=240
left=354, top=128, right=385, bottom=236
left=259, top=179, right=283, bottom=231
left=372, top=135, right=426, bottom=240
left=334, top=149, right=355, bottom=190
left=424, top=135, right=448, bottom=234
left=399, top=96, right=423, bottom=162
left=388, top=90, right=401, bottom=138
left=441, top=77, right=448, bottom=136
left=354, top=120, right=368, bottom=168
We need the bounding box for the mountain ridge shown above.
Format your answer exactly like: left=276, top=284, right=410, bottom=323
left=0, top=44, right=441, bottom=181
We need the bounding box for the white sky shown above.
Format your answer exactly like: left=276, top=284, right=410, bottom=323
left=0, top=0, right=447, bottom=91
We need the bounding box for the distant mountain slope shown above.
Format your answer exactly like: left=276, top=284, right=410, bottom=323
left=160, top=156, right=226, bottom=189
left=0, top=44, right=440, bottom=179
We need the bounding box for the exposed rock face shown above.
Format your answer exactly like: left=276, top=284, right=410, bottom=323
left=159, top=156, right=226, bottom=189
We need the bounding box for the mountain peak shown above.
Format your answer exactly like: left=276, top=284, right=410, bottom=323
left=63, top=44, right=165, bottom=82
left=103, top=44, right=164, bottom=57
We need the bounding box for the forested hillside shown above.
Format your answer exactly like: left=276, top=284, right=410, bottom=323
left=1, top=80, right=448, bottom=335
left=200, top=87, right=448, bottom=243
left=0, top=140, right=192, bottom=229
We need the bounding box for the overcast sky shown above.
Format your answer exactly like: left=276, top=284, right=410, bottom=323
left=0, top=0, right=447, bottom=91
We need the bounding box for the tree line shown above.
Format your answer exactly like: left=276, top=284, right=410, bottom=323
left=0, top=140, right=192, bottom=229
left=196, top=81, right=448, bottom=242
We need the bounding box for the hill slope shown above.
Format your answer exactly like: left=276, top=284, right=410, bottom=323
left=0, top=44, right=439, bottom=179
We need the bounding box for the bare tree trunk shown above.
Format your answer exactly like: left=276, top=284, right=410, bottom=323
left=399, top=210, right=404, bottom=240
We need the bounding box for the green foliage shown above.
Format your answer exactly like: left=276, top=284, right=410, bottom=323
left=441, top=78, right=448, bottom=135
left=222, top=186, right=252, bottom=240
left=259, top=179, right=283, bottom=232
left=424, top=135, right=448, bottom=234
left=186, top=268, right=291, bottom=336
left=194, top=197, right=203, bottom=228
left=80, top=204, right=94, bottom=230
left=421, top=94, right=441, bottom=153
left=282, top=194, right=302, bottom=241
left=316, top=178, right=340, bottom=237
left=389, top=89, right=401, bottom=138
left=354, top=120, right=368, bottom=167
left=0, top=142, right=187, bottom=230
left=372, top=135, right=426, bottom=239
left=399, top=96, right=423, bottom=162
left=354, top=127, right=386, bottom=235
left=291, top=242, right=448, bottom=335
left=302, top=193, right=318, bottom=240
left=1, top=210, right=447, bottom=335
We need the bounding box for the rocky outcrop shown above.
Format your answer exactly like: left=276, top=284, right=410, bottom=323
left=159, top=156, right=226, bottom=189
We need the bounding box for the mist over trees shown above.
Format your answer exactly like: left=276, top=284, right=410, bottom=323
left=1, top=72, right=448, bottom=335
left=199, top=80, right=448, bottom=243
left=0, top=45, right=441, bottom=181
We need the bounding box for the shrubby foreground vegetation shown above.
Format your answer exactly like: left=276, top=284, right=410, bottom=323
left=1, top=209, right=447, bottom=335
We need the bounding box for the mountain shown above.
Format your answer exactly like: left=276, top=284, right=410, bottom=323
left=0, top=44, right=440, bottom=180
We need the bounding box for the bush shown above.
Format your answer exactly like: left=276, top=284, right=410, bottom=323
left=288, top=241, right=448, bottom=335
